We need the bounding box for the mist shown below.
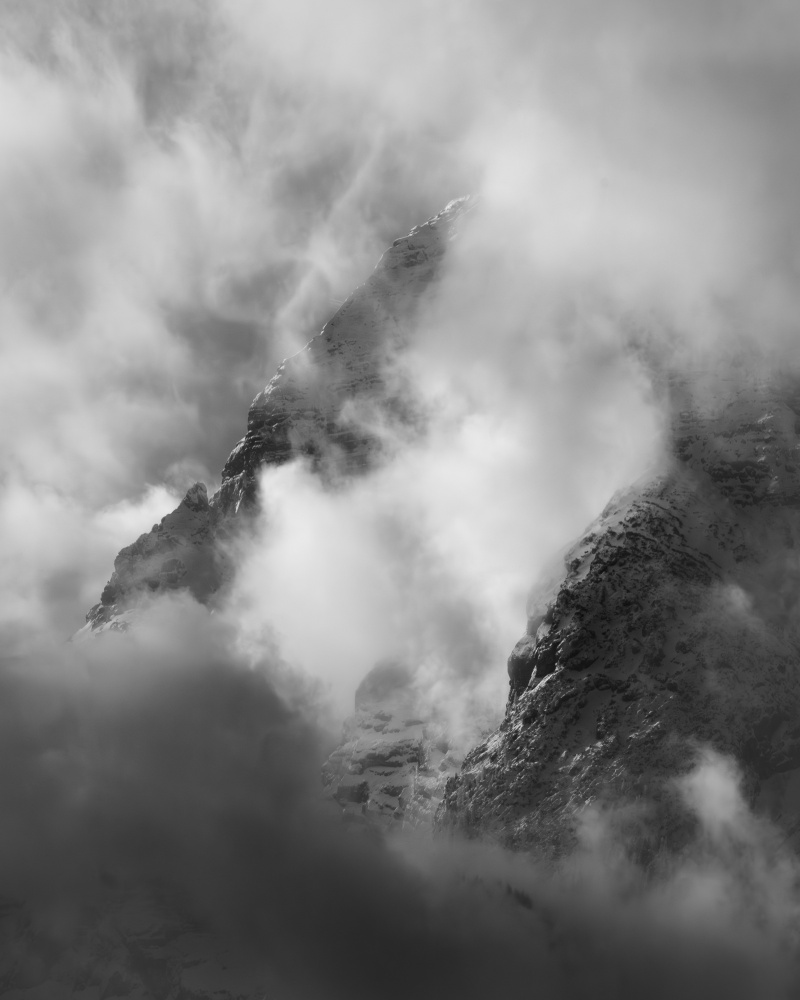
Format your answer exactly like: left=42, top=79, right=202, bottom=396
left=3, top=0, right=800, bottom=996
left=4, top=0, right=800, bottom=642
left=3, top=600, right=800, bottom=998
left=0, top=597, right=799, bottom=998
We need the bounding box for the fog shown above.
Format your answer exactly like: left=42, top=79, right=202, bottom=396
left=3, top=0, right=800, bottom=995
left=3, top=602, right=800, bottom=997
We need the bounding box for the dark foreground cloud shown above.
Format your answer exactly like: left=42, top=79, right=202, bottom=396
left=1, top=597, right=800, bottom=998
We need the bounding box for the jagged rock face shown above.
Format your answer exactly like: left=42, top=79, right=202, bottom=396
left=217, top=198, right=467, bottom=514
left=438, top=365, right=800, bottom=857
left=322, top=662, right=461, bottom=829
left=82, top=482, right=220, bottom=633
left=82, top=198, right=472, bottom=632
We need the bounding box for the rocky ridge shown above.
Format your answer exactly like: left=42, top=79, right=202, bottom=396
left=439, top=362, right=800, bottom=857
left=14, top=200, right=474, bottom=1000
left=81, top=197, right=472, bottom=635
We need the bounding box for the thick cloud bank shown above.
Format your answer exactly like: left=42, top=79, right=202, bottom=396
left=4, top=0, right=800, bottom=996
left=2, top=606, right=800, bottom=997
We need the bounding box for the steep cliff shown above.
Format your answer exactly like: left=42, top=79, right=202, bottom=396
left=80, top=198, right=472, bottom=634
left=439, top=363, right=800, bottom=857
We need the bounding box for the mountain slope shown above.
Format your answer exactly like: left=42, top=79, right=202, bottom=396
left=81, top=198, right=472, bottom=635
left=439, top=364, right=800, bottom=856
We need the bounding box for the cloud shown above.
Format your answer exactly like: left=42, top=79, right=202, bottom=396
left=223, top=0, right=800, bottom=353
left=0, top=480, right=180, bottom=646
left=2, top=613, right=799, bottom=998
left=229, top=326, right=660, bottom=734
left=4, top=1, right=800, bottom=995
left=4, top=0, right=800, bottom=634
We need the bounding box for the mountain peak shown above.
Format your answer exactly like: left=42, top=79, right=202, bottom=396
left=182, top=481, right=209, bottom=511
left=82, top=200, right=473, bottom=632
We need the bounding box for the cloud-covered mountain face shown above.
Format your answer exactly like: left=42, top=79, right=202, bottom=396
left=442, top=364, right=800, bottom=857
left=7, top=1, right=800, bottom=998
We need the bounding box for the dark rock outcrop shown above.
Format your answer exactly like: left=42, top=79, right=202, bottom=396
left=438, top=364, right=800, bottom=856
left=84, top=482, right=220, bottom=631
left=81, top=198, right=473, bottom=633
